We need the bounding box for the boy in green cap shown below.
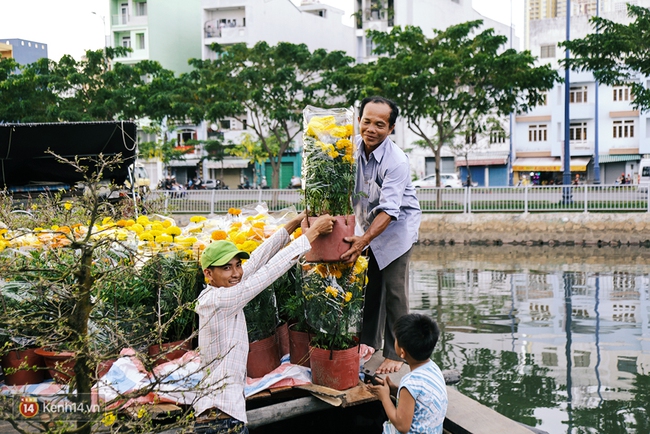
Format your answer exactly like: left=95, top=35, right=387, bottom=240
left=193, top=211, right=335, bottom=433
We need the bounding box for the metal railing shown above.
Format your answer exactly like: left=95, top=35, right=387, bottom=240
left=148, top=184, right=650, bottom=214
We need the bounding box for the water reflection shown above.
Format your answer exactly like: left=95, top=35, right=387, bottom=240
left=411, top=245, right=650, bottom=434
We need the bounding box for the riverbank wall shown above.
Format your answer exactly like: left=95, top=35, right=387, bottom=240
left=419, top=212, right=650, bottom=246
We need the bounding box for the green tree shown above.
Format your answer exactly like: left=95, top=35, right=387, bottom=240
left=362, top=22, right=559, bottom=186
left=189, top=42, right=355, bottom=189
left=560, top=4, right=650, bottom=111
left=0, top=47, right=179, bottom=123
left=228, top=133, right=272, bottom=186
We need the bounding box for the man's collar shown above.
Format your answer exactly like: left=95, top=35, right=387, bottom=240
left=359, top=136, right=390, bottom=163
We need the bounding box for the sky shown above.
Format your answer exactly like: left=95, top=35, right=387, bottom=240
left=0, top=0, right=524, bottom=62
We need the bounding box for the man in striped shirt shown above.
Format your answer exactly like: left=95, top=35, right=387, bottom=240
left=193, top=211, right=335, bottom=433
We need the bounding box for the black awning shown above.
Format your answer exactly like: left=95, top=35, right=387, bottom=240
left=0, top=121, right=137, bottom=188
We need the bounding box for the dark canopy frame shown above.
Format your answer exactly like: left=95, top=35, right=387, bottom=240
left=0, top=121, right=137, bottom=189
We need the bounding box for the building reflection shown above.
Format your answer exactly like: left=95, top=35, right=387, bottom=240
left=409, top=245, right=650, bottom=432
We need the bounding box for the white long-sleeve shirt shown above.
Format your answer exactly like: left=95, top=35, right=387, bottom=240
left=193, top=228, right=311, bottom=422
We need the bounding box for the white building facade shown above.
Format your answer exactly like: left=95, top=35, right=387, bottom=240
left=355, top=0, right=519, bottom=186
left=516, top=1, right=650, bottom=185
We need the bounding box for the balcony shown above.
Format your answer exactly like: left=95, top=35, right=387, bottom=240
left=111, top=12, right=147, bottom=27
left=204, top=20, right=247, bottom=43
left=569, top=102, right=595, bottom=120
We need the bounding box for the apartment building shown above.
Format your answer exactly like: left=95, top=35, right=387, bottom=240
left=516, top=0, right=650, bottom=185
left=355, top=0, right=519, bottom=186
left=200, top=0, right=355, bottom=188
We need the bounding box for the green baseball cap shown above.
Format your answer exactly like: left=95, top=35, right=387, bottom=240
left=201, top=240, right=250, bottom=269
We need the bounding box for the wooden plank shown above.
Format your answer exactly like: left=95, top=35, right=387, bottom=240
left=247, top=396, right=332, bottom=429
left=444, top=387, right=536, bottom=434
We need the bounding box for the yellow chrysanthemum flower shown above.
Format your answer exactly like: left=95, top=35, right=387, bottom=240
left=161, top=220, right=172, bottom=228
left=63, top=201, right=73, bottom=211
left=211, top=230, right=227, bottom=241
left=102, top=412, right=117, bottom=426
left=125, top=219, right=135, bottom=227
left=325, top=286, right=339, bottom=298
left=137, top=215, right=150, bottom=226
left=330, top=125, right=350, bottom=138
left=138, top=232, right=153, bottom=241
left=166, top=226, right=182, bottom=236
left=342, top=154, right=355, bottom=164
left=149, top=229, right=163, bottom=238
left=239, top=239, right=260, bottom=253
left=230, top=222, right=243, bottom=229
left=0, top=240, right=7, bottom=251
left=130, top=223, right=144, bottom=234
left=151, top=222, right=164, bottom=231
left=344, top=291, right=352, bottom=303
left=190, top=216, right=207, bottom=223
left=327, top=150, right=340, bottom=159
left=156, top=234, right=173, bottom=243
left=102, top=217, right=114, bottom=226
left=292, top=227, right=302, bottom=238
left=31, top=204, right=38, bottom=210
left=228, top=208, right=242, bottom=216
left=116, top=219, right=128, bottom=227
left=306, top=115, right=337, bottom=137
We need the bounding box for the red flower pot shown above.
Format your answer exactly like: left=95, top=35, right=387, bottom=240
left=2, top=348, right=45, bottom=385
left=247, top=334, right=280, bottom=378
left=275, top=322, right=290, bottom=358
left=34, top=348, right=76, bottom=384
left=309, top=345, right=360, bottom=391
left=148, top=340, right=192, bottom=366
left=301, top=215, right=355, bottom=263
left=288, top=324, right=312, bottom=367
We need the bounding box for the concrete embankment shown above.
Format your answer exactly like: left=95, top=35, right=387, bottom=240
left=419, top=212, right=650, bottom=246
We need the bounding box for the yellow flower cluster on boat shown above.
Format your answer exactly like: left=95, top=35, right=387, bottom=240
left=305, top=115, right=355, bottom=167
left=0, top=209, right=299, bottom=261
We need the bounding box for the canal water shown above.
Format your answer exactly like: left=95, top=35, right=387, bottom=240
left=412, top=244, right=650, bottom=434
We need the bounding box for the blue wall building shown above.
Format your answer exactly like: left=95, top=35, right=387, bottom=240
left=1, top=39, right=48, bottom=64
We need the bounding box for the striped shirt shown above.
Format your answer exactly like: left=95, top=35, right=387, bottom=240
left=194, top=228, right=311, bottom=422
left=383, top=360, right=448, bottom=434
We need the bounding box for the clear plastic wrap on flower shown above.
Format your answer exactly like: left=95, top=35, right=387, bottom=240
left=298, top=257, right=367, bottom=349
left=302, top=106, right=356, bottom=217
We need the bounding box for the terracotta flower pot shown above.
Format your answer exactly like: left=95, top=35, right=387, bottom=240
left=301, top=215, right=355, bottom=263
left=148, top=340, right=192, bottom=366
left=288, top=324, right=312, bottom=367
left=275, top=322, right=290, bottom=358
left=247, top=334, right=280, bottom=378
left=309, top=344, right=360, bottom=391
left=34, top=348, right=76, bottom=384
left=2, top=348, right=45, bottom=386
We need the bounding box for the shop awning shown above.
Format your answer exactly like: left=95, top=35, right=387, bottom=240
left=512, top=157, right=561, bottom=172
left=204, top=158, right=250, bottom=169
left=597, top=154, right=641, bottom=164
left=455, top=152, right=509, bottom=167
left=570, top=157, right=591, bottom=171
left=512, top=157, right=591, bottom=172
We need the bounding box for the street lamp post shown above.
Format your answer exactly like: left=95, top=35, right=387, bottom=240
left=91, top=11, right=107, bottom=50
left=563, top=0, right=573, bottom=204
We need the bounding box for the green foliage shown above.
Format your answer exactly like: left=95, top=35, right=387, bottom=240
left=243, top=288, right=279, bottom=343
left=362, top=22, right=559, bottom=186
left=300, top=259, right=367, bottom=350
left=188, top=41, right=355, bottom=188
left=137, top=252, right=200, bottom=345
left=560, top=4, right=650, bottom=111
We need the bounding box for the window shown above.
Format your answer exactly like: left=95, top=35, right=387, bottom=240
left=220, top=120, right=231, bottom=130
left=613, top=120, right=634, bottom=138
left=121, top=36, right=131, bottom=49
left=569, top=86, right=588, bottom=103
left=540, top=44, right=555, bottom=58
left=528, top=124, right=548, bottom=142
left=612, top=86, right=631, bottom=102
left=490, top=129, right=506, bottom=144
left=366, top=37, right=377, bottom=57
left=570, top=122, right=587, bottom=142
left=120, top=3, right=129, bottom=24
left=465, top=132, right=477, bottom=144
left=242, top=119, right=247, bottom=130
left=135, top=1, right=147, bottom=16
left=136, top=33, right=145, bottom=50
left=177, top=130, right=196, bottom=146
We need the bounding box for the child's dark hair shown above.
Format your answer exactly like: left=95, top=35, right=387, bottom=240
left=394, top=314, right=440, bottom=361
